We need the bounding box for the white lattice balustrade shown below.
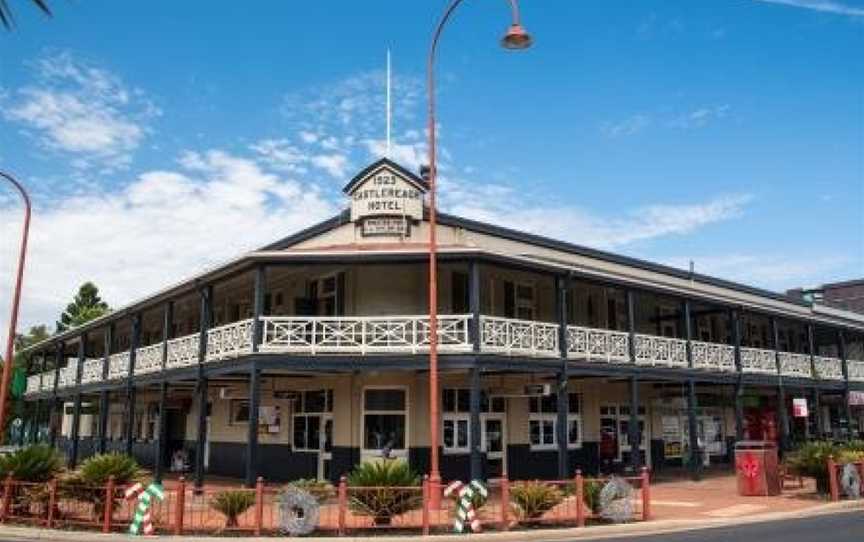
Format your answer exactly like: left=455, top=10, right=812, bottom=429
left=690, top=341, right=736, bottom=372
left=206, top=319, right=254, bottom=362
left=740, top=347, right=778, bottom=374
left=778, top=352, right=813, bottom=378
left=634, top=334, right=687, bottom=368
left=566, top=326, right=630, bottom=363
left=81, top=358, right=104, bottom=384
left=845, top=360, right=864, bottom=382
left=167, top=334, right=199, bottom=368
left=480, top=316, right=559, bottom=357
left=107, top=352, right=130, bottom=380
left=26, top=375, right=41, bottom=395
left=814, top=356, right=844, bottom=380
left=261, top=315, right=472, bottom=355
left=135, top=344, right=164, bottom=374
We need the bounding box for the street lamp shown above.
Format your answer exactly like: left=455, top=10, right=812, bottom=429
left=426, top=0, right=531, bottom=493
left=0, top=171, right=32, bottom=444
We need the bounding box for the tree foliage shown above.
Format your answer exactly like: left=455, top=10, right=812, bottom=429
left=56, top=282, right=110, bottom=333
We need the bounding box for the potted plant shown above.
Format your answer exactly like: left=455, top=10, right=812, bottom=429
left=347, top=460, right=421, bottom=526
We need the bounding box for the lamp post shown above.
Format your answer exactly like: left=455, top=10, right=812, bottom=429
left=426, top=0, right=532, bottom=493
left=0, top=171, right=31, bottom=444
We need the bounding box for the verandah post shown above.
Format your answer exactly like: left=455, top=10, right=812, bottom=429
left=103, top=475, right=115, bottom=533
left=575, top=469, right=584, bottom=527
left=174, top=476, right=186, bottom=535
left=641, top=466, right=651, bottom=521
left=556, top=274, right=570, bottom=480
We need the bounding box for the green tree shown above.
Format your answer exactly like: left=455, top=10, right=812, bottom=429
left=56, top=282, right=110, bottom=333
left=0, top=0, right=50, bottom=28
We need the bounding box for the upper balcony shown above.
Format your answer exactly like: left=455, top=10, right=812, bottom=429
left=24, top=313, right=857, bottom=395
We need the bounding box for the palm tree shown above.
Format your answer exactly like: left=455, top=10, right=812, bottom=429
left=0, top=0, right=51, bottom=29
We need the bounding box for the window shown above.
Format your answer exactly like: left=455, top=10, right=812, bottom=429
left=503, top=281, right=536, bottom=320
left=363, top=388, right=407, bottom=452
left=442, top=389, right=506, bottom=453
left=293, top=390, right=333, bottom=452
left=229, top=400, right=250, bottom=425
left=452, top=271, right=469, bottom=314
left=528, top=393, right=582, bottom=450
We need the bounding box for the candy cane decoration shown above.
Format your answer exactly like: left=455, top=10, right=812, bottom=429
left=125, top=482, right=165, bottom=535
left=444, top=480, right=488, bottom=533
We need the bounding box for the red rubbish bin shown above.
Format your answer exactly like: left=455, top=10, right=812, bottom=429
left=735, top=440, right=780, bottom=496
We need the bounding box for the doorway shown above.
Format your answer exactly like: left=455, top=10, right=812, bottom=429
left=482, top=414, right=506, bottom=478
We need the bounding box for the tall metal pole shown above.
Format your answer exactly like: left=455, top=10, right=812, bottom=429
left=426, top=0, right=529, bottom=493
left=0, top=171, right=31, bottom=444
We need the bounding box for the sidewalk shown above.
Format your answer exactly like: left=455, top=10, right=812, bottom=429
left=0, top=475, right=858, bottom=542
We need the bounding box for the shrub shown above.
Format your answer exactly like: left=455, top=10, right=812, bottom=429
left=64, top=453, right=143, bottom=519
left=509, top=481, right=564, bottom=523
left=837, top=449, right=864, bottom=465
left=0, top=445, right=64, bottom=482
left=211, top=490, right=256, bottom=528
left=582, top=479, right=603, bottom=514
left=347, top=460, right=421, bottom=526
left=287, top=478, right=335, bottom=504
left=785, top=441, right=838, bottom=494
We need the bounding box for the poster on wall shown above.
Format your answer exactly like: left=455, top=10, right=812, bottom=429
left=792, top=398, right=809, bottom=418
left=662, top=416, right=682, bottom=458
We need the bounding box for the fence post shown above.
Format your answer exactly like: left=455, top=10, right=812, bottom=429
left=641, top=466, right=651, bottom=521
left=827, top=456, right=839, bottom=502
left=1, top=472, right=13, bottom=522
left=103, top=475, right=115, bottom=533
left=857, top=462, right=864, bottom=498
left=46, top=478, right=57, bottom=528
left=421, top=475, right=430, bottom=536
left=254, top=476, right=264, bottom=536
left=337, top=476, right=347, bottom=536
left=500, top=477, right=510, bottom=531
left=575, top=470, right=585, bottom=527
left=174, top=476, right=186, bottom=535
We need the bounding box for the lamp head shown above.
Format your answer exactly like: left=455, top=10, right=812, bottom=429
left=501, top=23, right=533, bottom=50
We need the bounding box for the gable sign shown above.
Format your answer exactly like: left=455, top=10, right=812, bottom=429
left=348, top=165, right=425, bottom=223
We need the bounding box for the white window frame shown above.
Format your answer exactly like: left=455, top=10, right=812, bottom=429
left=528, top=393, right=582, bottom=451
left=515, top=281, right=536, bottom=321
left=292, top=389, right=333, bottom=452
left=361, top=385, right=409, bottom=456
left=442, top=413, right=471, bottom=454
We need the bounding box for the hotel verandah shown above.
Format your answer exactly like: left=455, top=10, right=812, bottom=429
left=15, top=158, right=864, bottom=488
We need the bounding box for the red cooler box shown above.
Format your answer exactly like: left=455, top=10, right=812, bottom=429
left=735, top=440, right=780, bottom=496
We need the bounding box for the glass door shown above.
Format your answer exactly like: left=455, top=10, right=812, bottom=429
left=482, top=415, right=506, bottom=478
left=318, top=415, right=333, bottom=481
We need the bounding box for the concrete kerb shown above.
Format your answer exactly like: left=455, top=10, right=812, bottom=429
left=0, top=500, right=859, bottom=542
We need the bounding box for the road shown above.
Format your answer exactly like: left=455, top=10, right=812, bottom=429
left=579, top=512, right=864, bottom=542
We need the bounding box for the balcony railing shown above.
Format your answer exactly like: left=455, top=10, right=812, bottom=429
left=848, top=360, right=864, bottom=382
left=480, top=316, right=559, bottom=357
left=740, top=346, right=778, bottom=374
left=20, top=313, right=862, bottom=395
left=135, top=344, right=164, bottom=375
left=206, top=319, right=254, bottom=361
left=167, top=334, right=199, bottom=369
left=634, top=334, right=688, bottom=368
left=690, top=341, right=736, bottom=372
left=814, top=356, right=844, bottom=381
left=567, top=326, right=630, bottom=363
left=80, top=358, right=104, bottom=384
left=107, top=352, right=130, bottom=381
left=262, top=315, right=472, bottom=355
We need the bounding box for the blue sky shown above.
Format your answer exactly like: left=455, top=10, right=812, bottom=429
left=0, top=0, right=862, bottom=332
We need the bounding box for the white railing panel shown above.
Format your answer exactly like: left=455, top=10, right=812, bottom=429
left=42, top=372, right=55, bottom=391
left=81, top=358, right=104, bottom=384
left=740, top=347, right=778, bottom=374
left=848, top=360, right=864, bottom=382
left=778, top=352, right=812, bottom=378
left=135, top=344, right=164, bottom=374
left=107, top=352, right=130, bottom=380
left=206, top=319, right=254, bottom=362
left=167, top=333, right=199, bottom=368
left=26, top=375, right=41, bottom=395
left=634, top=334, right=688, bottom=368
left=567, top=326, right=630, bottom=363
left=57, top=361, right=78, bottom=388
left=814, top=356, right=845, bottom=381
left=261, top=315, right=472, bottom=355
left=690, top=341, right=736, bottom=372
left=480, top=316, right=559, bottom=357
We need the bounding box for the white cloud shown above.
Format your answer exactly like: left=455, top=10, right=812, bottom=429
left=752, top=0, right=864, bottom=17
left=601, top=114, right=652, bottom=138
left=0, top=150, right=337, bottom=337
left=309, top=154, right=349, bottom=178
left=363, top=139, right=427, bottom=172
left=2, top=52, right=159, bottom=172
left=669, top=105, right=730, bottom=129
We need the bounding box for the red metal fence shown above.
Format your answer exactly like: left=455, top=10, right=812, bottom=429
left=0, top=468, right=651, bottom=536
left=826, top=457, right=864, bottom=502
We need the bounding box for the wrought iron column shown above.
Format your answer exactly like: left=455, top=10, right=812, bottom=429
left=97, top=324, right=112, bottom=454
left=628, top=376, right=641, bottom=472
left=252, top=266, right=265, bottom=352
left=772, top=317, right=789, bottom=452
left=686, top=379, right=701, bottom=480
left=245, top=363, right=261, bottom=486
left=68, top=334, right=86, bottom=468
left=469, top=366, right=482, bottom=481
left=125, top=315, right=141, bottom=456
left=154, top=381, right=168, bottom=483
left=49, top=343, right=62, bottom=448
left=194, top=285, right=212, bottom=489
left=839, top=330, right=852, bottom=440
left=469, top=260, right=481, bottom=352
left=555, top=274, right=570, bottom=479
left=808, top=323, right=822, bottom=438
left=732, top=309, right=745, bottom=440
